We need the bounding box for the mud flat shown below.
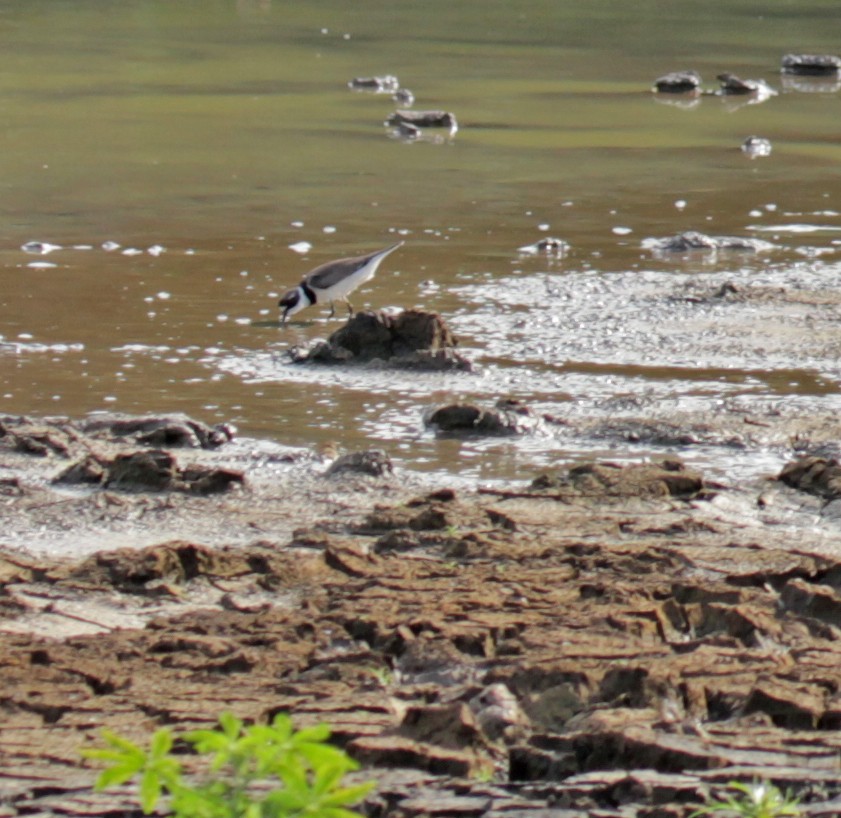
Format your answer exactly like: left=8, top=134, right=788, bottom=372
left=3, top=413, right=841, bottom=817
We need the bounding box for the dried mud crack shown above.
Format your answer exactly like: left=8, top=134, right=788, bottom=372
left=2, top=415, right=841, bottom=816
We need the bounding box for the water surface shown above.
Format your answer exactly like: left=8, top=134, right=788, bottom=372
left=2, top=0, right=841, bottom=482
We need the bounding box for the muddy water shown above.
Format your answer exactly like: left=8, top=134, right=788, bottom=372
left=2, top=0, right=841, bottom=483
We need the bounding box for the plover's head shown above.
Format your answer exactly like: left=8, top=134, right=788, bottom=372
left=279, top=286, right=309, bottom=322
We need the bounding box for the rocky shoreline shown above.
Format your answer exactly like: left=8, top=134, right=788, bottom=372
left=3, top=412, right=841, bottom=816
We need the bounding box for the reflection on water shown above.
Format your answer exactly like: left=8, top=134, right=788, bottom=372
left=2, top=0, right=841, bottom=481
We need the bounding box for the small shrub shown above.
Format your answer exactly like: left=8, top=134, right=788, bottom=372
left=82, top=711, right=373, bottom=818
left=692, top=780, right=801, bottom=818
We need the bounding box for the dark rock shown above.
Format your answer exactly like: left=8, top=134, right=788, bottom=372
left=81, top=413, right=234, bottom=449
left=0, top=476, right=23, bottom=496
left=531, top=459, right=704, bottom=500
left=72, top=541, right=219, bottom=592
left=386, top=110, right=458, bottom=133
left=392, top=121, right=422, bottom=140
left=53, top=455, right=107, bottom=485
left=716, top=73, right=777, bottom=100
left=523, top=684, right=587, bottom=731
left=509, top=742, right=578, bottom=782
left=105, top=449, right=177, bottom=491
left=781, top=53, right=841, bottom=76
left=713, top=282, right=740, bottom=298
left=393, top=87, right=415, bottom=106
left=518, top=237, right=569, bottom=257
left=398, top=701, right=495, bottom=753
left=780, top=578, right=841, bottom=627
left=777, top=456, right=841, bottom=500
left=348, top=75, right=400, bottom=92
left=179, top=465, right=245, bottom=495
left=657, top=231, right=718, bottom=252
left=716, top=72, right=767, bottom=95
left=290, top=309, right=472, bottom=371
left=64, top=449, right=244, bottom=494
left=21, top=240, right=62, bottom=255
left=326, top=449, right=393, bottom=478
left=408, top=505, right=454, bottom=531
left=652, top=70, right=701, bottom=93
left=744, top=678, right=826, bottom=729
left=741, top=136, right=772, bottom=157
left=424, top=402, right=536, bottom=437
left=348, top=735, right=483, bottom=777
left=646, top=231, right=776, bottom=254
left=0, top=419, right=73, bottom=457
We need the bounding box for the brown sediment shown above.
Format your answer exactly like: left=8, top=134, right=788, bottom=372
left=2, top=415, right=841, bottom=816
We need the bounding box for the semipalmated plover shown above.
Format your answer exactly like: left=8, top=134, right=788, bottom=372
left=279, top=241, right=403, bottom=323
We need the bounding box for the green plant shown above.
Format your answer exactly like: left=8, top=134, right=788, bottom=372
left=81, top=711, right=373, bottom=818
left=365, top=665, right=393, bottom=686
left=692, top=780, right=801, bottom=818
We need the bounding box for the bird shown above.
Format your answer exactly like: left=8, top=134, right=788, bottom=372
left=278, top=241, right=403, bottom=323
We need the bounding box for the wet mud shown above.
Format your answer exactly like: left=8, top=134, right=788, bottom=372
left=3, top=415, right=841, bottom=816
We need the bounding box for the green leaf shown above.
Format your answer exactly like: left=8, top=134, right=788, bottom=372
left=139, top=770, right=162, bottom=814
left=269, top=712, right=294, bottom=734
left=81, top=747, right=135, bottom=764
left=149, top=728, right=174, bottom=759
left=100, top=729, right=146, bottom=757
left=218, top=711, right=244, bottom=738
left=298, top=743, right=355, bottom=773
left=262, top=788, right=312, bottom=813
left=95, top=764, right=142, bottom=790
left=243, top=802, right=262, bottom=818
left=81, top=714, right=374, bottom=818
left=311, top=763, right=346, bottom=795
left=184, top=729, right=230, bottom=752
left=291, top=723, right=331, bottom=744
left=320, top=782, right=375, bottom=807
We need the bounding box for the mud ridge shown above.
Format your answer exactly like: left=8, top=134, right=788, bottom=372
left=3, top=415, right=841, bottom=816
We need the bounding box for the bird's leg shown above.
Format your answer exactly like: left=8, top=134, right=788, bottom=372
left=328, top=302, right=336, bottom=318
left=345, top=298, right=354, bottom=316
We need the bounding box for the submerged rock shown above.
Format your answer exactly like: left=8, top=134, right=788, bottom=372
left=652, top=70, right=701, bottom=94
left=386, top=109, right=459, bottom=133
left=325, top=449, right=394, bottom=478
left=716, top=73, right=777, bottom=99
left=644, top=231, right=776, bottom=254
left=781, top=53, right=841, bottom=76
left=348, top=75, right=400, bottom=93
left=424, top=400, right=539, bottom=437
left=289, top=309, right=472, bottom=371
left=390, top=120, right=422, bottom=140
left=21, top=240, right=62, bottom=255
left=393, top=87, right=415, bottom=106
left=741, top=136, right=772, bottom=158
left=80, top=413, right=235, bottom=449
left=517, top=237, right=569, bottom=257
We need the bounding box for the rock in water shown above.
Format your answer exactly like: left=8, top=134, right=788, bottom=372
left=652, top=70, right=701, bottom=93
left=781, top=53, right=841, bottom=76
left=289, top=309, right=472, bottom=371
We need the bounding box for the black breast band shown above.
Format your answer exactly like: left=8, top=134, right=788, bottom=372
left=302, top=282, right=317, bottom=304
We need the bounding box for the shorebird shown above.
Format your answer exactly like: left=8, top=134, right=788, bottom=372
left=279, top=241, right=403, bottom=323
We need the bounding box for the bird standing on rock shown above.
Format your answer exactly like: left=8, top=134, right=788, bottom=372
left=278, top=242, right=404, bottom=324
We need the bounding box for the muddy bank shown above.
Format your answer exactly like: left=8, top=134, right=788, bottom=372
left=3, top=415, right=841, bottom=817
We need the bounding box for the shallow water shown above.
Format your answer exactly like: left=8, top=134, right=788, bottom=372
left=2, top=0, right=841, bottom=483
